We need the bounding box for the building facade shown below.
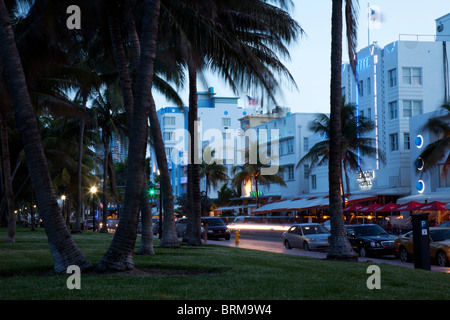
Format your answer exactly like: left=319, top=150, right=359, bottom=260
left=151, top=87, right=258, bottom=197
left=316, top=15, right=450, bottom=201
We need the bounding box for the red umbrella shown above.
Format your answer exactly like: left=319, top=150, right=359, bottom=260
left=359, top=203, right=382, bottom=213
left=396, top=201, right=423, bottom=211
left=343, top=203, right=365, bottom=212
left=375, top=202, right=399, bottom=212
left=415, top=201, right=447, bottom=211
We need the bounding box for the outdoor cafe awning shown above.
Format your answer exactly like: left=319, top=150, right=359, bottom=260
left=252, top=191, right=379, bottom=214
left=213, top=204, right=257, bottom=212
left=397, top=192, right=450, bottom=205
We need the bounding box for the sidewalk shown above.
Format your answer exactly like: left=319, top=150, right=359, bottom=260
left=207, top=237, right=450, bottom=274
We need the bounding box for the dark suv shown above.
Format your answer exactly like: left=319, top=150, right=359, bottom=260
left=345, top=224, right=397, bottom=257
left=176, top=217, right=230, bottom=240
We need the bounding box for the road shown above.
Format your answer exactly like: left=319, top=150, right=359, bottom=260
left=207, top=231, right=450, bottom=274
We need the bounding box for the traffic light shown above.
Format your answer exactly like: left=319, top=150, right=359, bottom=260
left=148, top=187, right=156, bottom=196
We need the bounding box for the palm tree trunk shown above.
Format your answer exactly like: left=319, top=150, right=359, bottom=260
left=109, top=4, right=134, bottom=127
left=100, top=135, right=110, bottom=233
left=149, top=94, right=179, bottom=248
left=73, top=92, right=88, bottom=234
left=0, top=0, right=91, bottom=272
left=137, top=179, right=154, bottom=255
left=327, top=0, right=358, bottom=261
left=1, top=112, right=15, bottom=242
left=98, top=0, right=174, bottom=271
left=186, top=63, right=202, bottom=246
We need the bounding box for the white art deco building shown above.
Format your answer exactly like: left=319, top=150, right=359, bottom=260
left=313, top=13, right=450, bottom=203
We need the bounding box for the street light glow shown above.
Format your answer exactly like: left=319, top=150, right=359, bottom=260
left=90, top=186, right=97, bottom=194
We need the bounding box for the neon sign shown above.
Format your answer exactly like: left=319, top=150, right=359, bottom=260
left=356, top=170, right=375, bottom=189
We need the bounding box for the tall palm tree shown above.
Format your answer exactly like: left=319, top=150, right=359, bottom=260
left=297, top=102, right=382, bottom=195
left=416, top=103, right=450, bottom=175
left=91, top=87, right=127, bottom=233
left=0, top=0, right=92, bottom=272
left=159, top=0, right=302, bottom=245
left=105, top=0, right=184, bottom=250
left=232, top=143, right=287, bottom=207
left=327, top=0, right=359, bottom=261
left=199, top=147, right=229, bottom=215
left=0, top=109, right=16, bottom=242
left=97, top=0, right=166, bottom=271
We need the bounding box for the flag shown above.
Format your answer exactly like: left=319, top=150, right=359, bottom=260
left=247, top=95, right=258, bottom=106
left=369, top=5, right=381, bottom=30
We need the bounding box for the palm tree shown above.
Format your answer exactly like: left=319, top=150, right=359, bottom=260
left=297, top=102, right=382, bottom=195
left=91, top=87, right=127, bottom=233
left=232, top=143, right=287, bottom=207
left=105, top=0, right=184, bottom=250
left=217, top=183, right=240, bottom=207
left=0, top=0, right=92, bottom=272
left=0, top=109, right=16, bottom=242
left=416, top=103, right=450, bottom=175
left=97, top=0, right=167, bottom=271
left=327, top=0, right=359, bottom=261
left=159, top=0, right=301, bottom=245
left=199, top=147, right=229, bottom=215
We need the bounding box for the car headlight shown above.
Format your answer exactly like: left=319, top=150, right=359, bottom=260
left=370, top=242, right=381, bottom=247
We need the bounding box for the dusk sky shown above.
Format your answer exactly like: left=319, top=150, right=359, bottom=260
left=153, top=0, right=450, bottom=114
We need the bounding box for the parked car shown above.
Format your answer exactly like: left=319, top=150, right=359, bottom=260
left=322, top=220, right=331, bottom=231
left=438, top=221, right=450, bottom=227
left=176, top=217, right=231, bottom=240
left=345, top=224, right=397, bottom=257
left=175, top=217, right=187, bottom=237
left=282, top=223, right=330, bottom=251
left=85, top=218, right=99, bottom=230
left=394, top=227, right=450, bottom=267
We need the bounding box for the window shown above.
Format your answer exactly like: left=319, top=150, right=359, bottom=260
left=403, top=100, right=423, bottom=117
left=403, top=133, right=410, bottom=150
left=287, top=138, right=294, bottom=153
left=304, top=165, right=310, bottom=179
left=287, top=166, right=294, bottom=181
left=402, top=67, right=422, bottom=85
left=366, top=77, right=371, bottom=95
left=388, top=68, right=397, bottom=87
left=367, top=108, right=372, bottom=120
left=358, top=80, right=364, bottom=96
left=341, top=87, right=346, bottom=98
left=311, top=175, right=317, bottom=190
left=163, top=131, right=175, bottom=141
left=303, top=137, right=309, bottom=152
left=279, top=141, right=284, bottom=155
left=221, top=118, right=231, bottom=127
left=389, top=101, right=398, bottom=119
left=165, top=147, right=173, bottom=156
left=390, top=133, right=399, bottom=151
left=163, top=116, right=175, bottom=125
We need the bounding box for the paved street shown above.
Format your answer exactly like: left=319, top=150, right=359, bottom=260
left=207, top=233, right=450, bottom=274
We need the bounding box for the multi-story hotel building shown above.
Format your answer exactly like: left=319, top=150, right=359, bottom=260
left=151, top=87, right=260, bottom=197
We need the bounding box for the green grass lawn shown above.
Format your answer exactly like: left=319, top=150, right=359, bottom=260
left=0, top=227, right=448, bottom=300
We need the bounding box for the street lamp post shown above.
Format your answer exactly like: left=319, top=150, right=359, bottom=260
left=61, top=195, right=66, bottom=219
left=90, top=186, right=97, bottom=231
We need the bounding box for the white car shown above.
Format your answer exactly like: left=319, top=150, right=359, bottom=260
left=282, top=223, right=330, bottom=251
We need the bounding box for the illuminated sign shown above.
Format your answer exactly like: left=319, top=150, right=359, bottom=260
left=357, top=56, right=371, bottom=72
left=249, top=190, right=264, bottom=197
left=356, top=170, right=375, bottom=189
